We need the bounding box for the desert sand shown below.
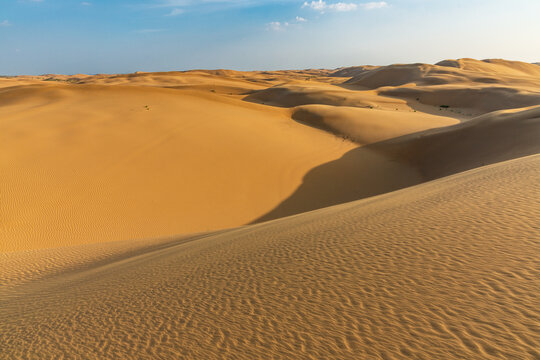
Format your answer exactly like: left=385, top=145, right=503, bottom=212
left=1, top=58, right=539, bottom=359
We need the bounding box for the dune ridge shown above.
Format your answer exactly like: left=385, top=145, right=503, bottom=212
left=1, top=57, right=539, bottom=359
left=253, top=104, right=540, bottom=223
left=2, top=58, right=540, bottom=251
left=1, top=154, right=538, bottom=359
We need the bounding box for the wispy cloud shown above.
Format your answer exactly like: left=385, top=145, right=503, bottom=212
left=148, top=0, right=241, bottom=16
left=362, top=1, right=388, bottom=10
left=153, top=0, right=190, bottom=6
left=143, top=1, right=388, bottom=19
left=81, top=2, right=92, bottom=6
left=303, top=1, right=388, bottom=13
left=150, top=0, right=258, bottom=10
left=1, top=20, right=12, bottom=27
left=154, top=0, right=258, bottom=6
left=146, top=0, right=298, bottom=16
left=267, top=15, right=307, bottom=32
left=303, top=0, right=357, bottom=12
left=166, top=8, right=185, bottom=16
left=267, top=21, right=287, bottom=31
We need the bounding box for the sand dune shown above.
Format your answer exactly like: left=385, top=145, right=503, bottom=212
left=253, top=103, right=539, bottom=223
left=247, top=59, right=540, bottom=118
left=291, top=104, right=458, bottom=144
left=342, top=58, right=540, bottom=115
left=0, top=83, right=357, bottom=251
left=376, top=105, right=540, bottom=179
left=1, top=155, right=538, bottom=359
left=2, top=58, right=539, bottom=252
left=436, top=58, right=540, bottom=77
left=380, top=85, right=540, bottom=114
left=2, top=57, right=539, bottom=359
left=346, top=58, right=540, bottom=88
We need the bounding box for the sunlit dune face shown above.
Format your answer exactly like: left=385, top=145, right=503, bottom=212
left=1, top=58, right=539, bottom=359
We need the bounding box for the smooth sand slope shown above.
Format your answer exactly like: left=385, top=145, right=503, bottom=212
left=0, top=80, right=357, bottom=251
left=1, top=58, right=539, bottom=359
left=2, top=58, right=539, bottom=251
left=1, top=155, right=539, bottom=359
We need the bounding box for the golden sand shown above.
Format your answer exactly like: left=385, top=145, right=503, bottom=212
left=1, top=155, right=539, bottom=359
left=1, top=58, right=539, bottom=358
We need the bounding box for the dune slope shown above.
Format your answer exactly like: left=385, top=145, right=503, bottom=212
left=254, top=105, right=539, bottom=222
left=1, top=155, right=539, bottom=359
left=0, top=82, right=357, bottom=251
left=1, top=58, right=539, bottom=252
left=378, top=105, right=540, bottom=180
left=0, top=67, right=457, bottom=252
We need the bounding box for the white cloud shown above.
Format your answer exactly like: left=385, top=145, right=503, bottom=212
left=0, top=20, right=12, bottom=27
left=303, top=0, right=357, bottom=12
left=303, top=1, right=388, bottom=12
left=329, top=2, right=357, bottom=11
left=267, top=21, right=288, bottom=31
left=362, top=1, right=387, bottom=10
left=303, top=0, right=326, bottom=11
left=268, top=15, right=308, bottom=32
left=81, top=2, right=92, bottom=6
left=167, top=8, right=185, bottom=16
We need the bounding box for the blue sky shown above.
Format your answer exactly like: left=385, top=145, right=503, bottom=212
left=1, top=0, right=539, bottom=75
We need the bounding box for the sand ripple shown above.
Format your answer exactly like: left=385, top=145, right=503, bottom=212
left=1, top=155, right=538, bottom=359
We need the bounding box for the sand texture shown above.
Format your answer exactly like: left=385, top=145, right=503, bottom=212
left=1, top=58, right=539, bottom=359
left=1, top=155, right=539, bottom=359
left=2, top=58, right=539, bottom=251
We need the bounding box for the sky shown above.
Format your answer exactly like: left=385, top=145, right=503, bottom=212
left=1, top=0, right=539, bottom=75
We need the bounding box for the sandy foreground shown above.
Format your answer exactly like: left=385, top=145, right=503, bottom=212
left=1, top=58, right=539, bottom=358
left=1, top=155, right=539, bottom=359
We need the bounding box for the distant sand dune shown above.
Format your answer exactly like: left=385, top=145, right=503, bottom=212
left=347, top=58, right=540, bottom=88
left=436, top=58, right=540, bottom=77
left=1, top=58, right=539, bottom=359
left=2, top=59, right=539, bottom=252
left=377, top=105, right=540, bottom=179
left=255, top=105, right=539, bottom=222
left=0, top=83, right=356, bottom=251
left=291, top=104, right=458, bottom=144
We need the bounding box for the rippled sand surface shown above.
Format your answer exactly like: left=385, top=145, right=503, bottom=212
left=1, top=155, right=538, bottom=359
left=1, top=58, right=539, bottom=359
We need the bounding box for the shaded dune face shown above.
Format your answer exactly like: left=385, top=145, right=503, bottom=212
left=380, top=86, right=540, bottom=113
left=1, top=58, right=540, bottom=251
left=255, top=106, right=540, bottom=223
left=376, top=106, right=540, bottom=179
left=1, top=155, right=539, bottom=359
left=0, top=83, right=358, bottom=251
left=1, top=58, right=539, bottom=359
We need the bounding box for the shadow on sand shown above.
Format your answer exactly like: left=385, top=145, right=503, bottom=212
left=251, top=110, right=540, bottom=224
